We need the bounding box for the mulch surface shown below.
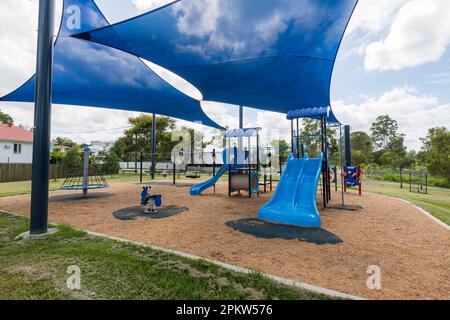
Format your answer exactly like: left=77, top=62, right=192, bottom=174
left=1, top=182, right=449, bottom=300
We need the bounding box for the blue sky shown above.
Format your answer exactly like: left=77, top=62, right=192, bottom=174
left=0, top=0, right=449, bottom=150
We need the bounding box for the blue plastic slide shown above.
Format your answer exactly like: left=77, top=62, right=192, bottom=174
left=190, top=166, right=228, bottom=196
left=258, top=154, right=323, bottom=228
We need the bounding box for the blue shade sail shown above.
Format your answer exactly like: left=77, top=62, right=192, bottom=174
left=287, top=107, right=333, bottom=121
left=225, top=128, right=262, bottom=138
left=77, top=0, right=358, bottom=117
left=0, top=0, right=222, bottom=129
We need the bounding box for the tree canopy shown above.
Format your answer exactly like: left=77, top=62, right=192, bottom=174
left=0, top=109, right=13, bottom=125
left=420, top=127, right=450, bottom=179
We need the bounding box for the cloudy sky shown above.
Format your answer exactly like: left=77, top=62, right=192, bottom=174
left=0, top=0, right=449, bottom=150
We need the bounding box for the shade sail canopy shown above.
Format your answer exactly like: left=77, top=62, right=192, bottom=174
left=287, top=107, right=335, bottom=122
left=0, top=0, right=222, bottom=129
left=225, top=128, right=262, bottom=138
left=77, top=0, right=357, bottom=118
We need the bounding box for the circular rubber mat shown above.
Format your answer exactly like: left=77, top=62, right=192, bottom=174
left=113, top=205, right=189, bottom=221
left=226, top=218, right=342, bottom=245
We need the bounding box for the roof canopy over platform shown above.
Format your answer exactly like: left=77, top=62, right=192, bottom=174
left=225, top=128, right=262, bottom=138
left=0, top=0, right=222, bottom=129
left=76, top=0, right=357, bottom=120
left=287, top=107, right=337, bottom=122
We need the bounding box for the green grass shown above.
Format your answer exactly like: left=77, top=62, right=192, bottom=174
left=364, top=178, right=450, bottom=226
left=0, top=212, right=332, bottom=300
left=0, top=173, right=217, bottom=198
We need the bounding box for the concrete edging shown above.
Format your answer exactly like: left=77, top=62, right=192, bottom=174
left=0, top=209, right=365, bottom=300
left=87, top=230, right=366, bottom=300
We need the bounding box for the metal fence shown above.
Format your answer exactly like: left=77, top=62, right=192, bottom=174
left=365, top=169, right=429, bottom=179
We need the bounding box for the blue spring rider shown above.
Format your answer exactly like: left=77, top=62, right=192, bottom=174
left=141, top=186, right=162, bottom=213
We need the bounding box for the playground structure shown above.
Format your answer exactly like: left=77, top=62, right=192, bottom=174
left=343, top=165, right=362, bottom=196
left=140, top=186, right=163, bottom=213
left=190, top=128, right=262, bottom=197
left=1, top=1, right=450, bottom=301
left=258, top=107, right=332, bottom=228
left=60, top=148, right=108, bottom=197
left=343, top=125, right=363, bottom=196
left=0, top=0, right=359, bottom=235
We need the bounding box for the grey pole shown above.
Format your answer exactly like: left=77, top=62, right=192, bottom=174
left=82, top=148, right=90, bottom=197
left=238, top=106, right=243, bottom=152
left=339, top=125, right=345, bottom=208
left=151, top=113, right=156, bottom=180
left=239, top=105, right=244, bottom=129
left=30, top=0, right=55, bottom=235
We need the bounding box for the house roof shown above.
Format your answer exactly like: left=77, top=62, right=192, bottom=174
left=0, top=124, right=33, bottom=143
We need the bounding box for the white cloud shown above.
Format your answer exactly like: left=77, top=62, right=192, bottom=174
left=1, top=102, right=142, bottom=143
left=141, top=58, right=203, bottom=100
left=0, top=0, right=63, bottom=97
left=332, top=87, right=449, bottom=150
left=131, top=0, right=174, bottom=12
left=365, top=0, right=450, bottom=71
left=346, top=0, right=409, bottom=37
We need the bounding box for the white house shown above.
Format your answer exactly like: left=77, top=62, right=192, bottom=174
left=0, top=124, right=33, bottom=164
left=88, top=141, right=114, bottom=157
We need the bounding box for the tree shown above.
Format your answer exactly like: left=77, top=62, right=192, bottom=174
left=53, top=136, right=77, bottom=148
left=50, top=147, right=65, bottom=164
left=110, top=136, right=130, bottom=161
left=62, top=147, right=82, bottom=172
left=349, top=131, right=373, bottom=164
left=420, top=127, right=450, bottom=179
left=351, top=131, right=373, bottom=154
left=116, top=115, right=177, bottom=163
left=0, top=109, right=13, bottom=125
left=299, top=118, right=338, bottom=159
left=101, top=151, right=121, bottom=175
left=370, top=115, right=399, bottom=151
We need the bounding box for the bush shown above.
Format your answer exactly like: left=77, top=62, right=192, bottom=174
left=101, top=151, right=121, bottom=175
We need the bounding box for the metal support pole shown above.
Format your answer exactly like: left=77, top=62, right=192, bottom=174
left=239, top=105, right=244, bottom=129
left=290, top=120, right=294, bottom=155
left=296, top=119, right=300, bottom=158
left=82, top=148, right=90, bottom=197
left=238, top=105, right=244, bottom=153
left=324, top=117, right=331, bottom=202
left=140, top=151, right=143, bottom=184
left=151, top=113, right=156, bottom=180
left=344, top=125, right=352, bottom=167
left=321, top=117, right=327, bottom=208
left=212, top=149, right=216, bottom=194
left=339, top=125, right=345, bottom=208
left=29, top=0, right=55, bottom=235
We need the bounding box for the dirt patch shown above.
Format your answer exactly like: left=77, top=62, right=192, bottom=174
left=49, top=192, right=114, bottom=203
left=1, top=182, right=449, bottom=300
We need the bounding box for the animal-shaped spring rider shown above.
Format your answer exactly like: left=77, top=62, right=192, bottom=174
left=343, top=165, right=362, bottom=196
left=141, top=186, right=162, bottom=213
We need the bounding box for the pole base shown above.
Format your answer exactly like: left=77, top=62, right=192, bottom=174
left=15, top=228, right=58, bottom=241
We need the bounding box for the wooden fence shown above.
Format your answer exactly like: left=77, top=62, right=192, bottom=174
left=0, top=163, right=66, bottom=183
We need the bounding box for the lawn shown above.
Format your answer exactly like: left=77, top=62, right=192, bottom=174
left=0, top=212, right=331, bottom=300
left=363, top=178, right=450, bottom=226
left=0, top=172, right=215, bottom=198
